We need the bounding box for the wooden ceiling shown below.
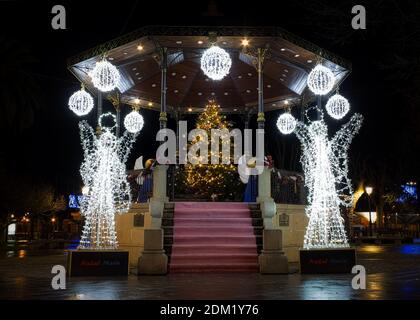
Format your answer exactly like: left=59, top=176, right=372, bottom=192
left=68, top=26, right=351, bottom=115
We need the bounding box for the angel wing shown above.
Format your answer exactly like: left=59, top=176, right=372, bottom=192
left=79, top=121, right=96, bottom=158
left=328, top=113, right=363, bottom=206
left=79, top=121, right=97, bottom=195
left=294, top=121, right=317, bottom=207
left=117, top=130, right=138, bottom=163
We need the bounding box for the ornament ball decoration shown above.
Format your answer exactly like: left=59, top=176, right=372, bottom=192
left=68, top=87, right=94, bottom=116
left=90, top=59, right=120, bottom=92
left=325, top=93, right=350, bottom=120
left=307, top=64, right=335, bottom=95
left=200, top=46, right=232, bottom=81
left=277, top=112, right=297, bottom=135
left=124, top=110, right=145, bottom=134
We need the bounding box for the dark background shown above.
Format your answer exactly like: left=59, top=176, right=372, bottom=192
left=0, top=0, right=419, bottom=197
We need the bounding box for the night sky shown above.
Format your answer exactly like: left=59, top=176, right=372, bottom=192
left=1, top=0, right=419, bottom=196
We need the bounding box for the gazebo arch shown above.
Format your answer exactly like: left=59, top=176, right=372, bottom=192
left=68, top=26, right=350, bottom=117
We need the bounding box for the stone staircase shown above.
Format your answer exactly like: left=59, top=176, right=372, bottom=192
left=162, top=202, right=263, bottom=273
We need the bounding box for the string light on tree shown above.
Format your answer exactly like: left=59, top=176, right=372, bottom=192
left=294, top=110, right=363, bottom=249
left=307, top=64, right=335, bottom=95
left=277, top=112, right=297, bottom=134
left=180, top=101, right=240, bottom=199
left=200, top=46, right=232, bottom=80
left=68, top=85, right=94, bottom=116
left=90, top=58, right=120, bottom=92
left=78, top=112, right=138, bottom=249
left=325, top=93, right=350, bottom=120
left=124, top=110, right=144, bottom=133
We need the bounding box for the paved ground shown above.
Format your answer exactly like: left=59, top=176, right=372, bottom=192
left=0, top=245, right=419, bottom=300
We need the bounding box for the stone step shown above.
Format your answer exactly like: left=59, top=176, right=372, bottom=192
left=164, top=234, right=262, bottom=245
left=162, top=225, right=263, bottom=236
left=248, top=203, right=260, bottom=210
left=169, top=261, right=259, bottom=273
left=162, top=217, right=263, bottom=227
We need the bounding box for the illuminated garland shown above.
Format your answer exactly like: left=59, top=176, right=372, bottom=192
left=294, top=111, right=363, bottom=249
left=78, top=116, right=137, bottom=249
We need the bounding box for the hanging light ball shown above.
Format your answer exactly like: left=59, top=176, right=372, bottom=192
left=124, top=110, right=144, bottom=133
left=90, top=59, right=120, bottom=92
left=325, top=94, right=350, bottom=120
left=277, top=112, right=297, bottom=135
left=307, top=64, right=335, bottom=95
left=200, top=46, right=232, bottom=81
left=68, top=87, right=94, bottom=116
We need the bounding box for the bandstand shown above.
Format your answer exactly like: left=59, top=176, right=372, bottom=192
left=68, top=26, right=351, bottom=274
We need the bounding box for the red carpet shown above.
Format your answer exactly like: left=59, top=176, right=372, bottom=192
left=169, top=202, right=259, bottom=273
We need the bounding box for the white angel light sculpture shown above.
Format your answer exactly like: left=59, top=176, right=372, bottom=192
left=294, top=111, right=363, bottom=249
left=78, top=112, right=137, bottom=249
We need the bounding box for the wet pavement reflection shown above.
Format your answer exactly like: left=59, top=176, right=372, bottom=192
left=0, top=245, right=419, bottom=300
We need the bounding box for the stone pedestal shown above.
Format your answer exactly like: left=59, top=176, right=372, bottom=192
left=149, top=165, right=169, bottom=228
left=137, top=229, right=168, bottom=274
left=300, top=248, right=356, bottom=274
left=259, top=229, right=289, bottom=274
left=257, top=168, right=276, bottom=228
left=67, top=250, right=129, bottom=277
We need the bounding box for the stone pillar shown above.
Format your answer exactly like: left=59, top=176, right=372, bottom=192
left=137, top=229, right=168, bottom=274
left=257, top=167, right=276, bottom=228
left=259, top=229, right=289, bottom=274
left=149, top=164, right=168, bottom=228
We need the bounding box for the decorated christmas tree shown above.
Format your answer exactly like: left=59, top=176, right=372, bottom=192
left=181, top=101, right=242, bottom=200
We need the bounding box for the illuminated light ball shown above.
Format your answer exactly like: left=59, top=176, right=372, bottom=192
left=307, top=64, right=335, bottom=95
left=124, top=110, right=144, bottom=133
left=325, top=93, right=350, bottom=120
left=90, top=59, right=120, bottom=92
left=68, top=87, right=94, bottom=116
left=200, top=46, right=232, bottom=80
left=277, top=112, right=297, bottom=134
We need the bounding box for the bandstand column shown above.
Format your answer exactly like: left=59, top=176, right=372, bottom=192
left=254, top=48, right=288, bottom=273
left=255, top=48, right=275, bottom=228
left=257, top=48, right=265, bottom=130
left=150, top=46, right=169, bottom=226
left=159, top=47, right=168, bottom=129
left=139, top=47, right=168, bottom=274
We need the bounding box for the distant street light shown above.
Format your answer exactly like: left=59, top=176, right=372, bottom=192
left=366, top=186, right=373, bottom=237
left=51, top=217, right=56, bottom=233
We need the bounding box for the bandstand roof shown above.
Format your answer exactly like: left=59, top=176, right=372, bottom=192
left=68, top=25, right=351, bottom=115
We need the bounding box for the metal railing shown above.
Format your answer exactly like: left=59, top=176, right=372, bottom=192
left=271, top=169, right=306, bottom=205
left=129, top=166, right=307, bottom=204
